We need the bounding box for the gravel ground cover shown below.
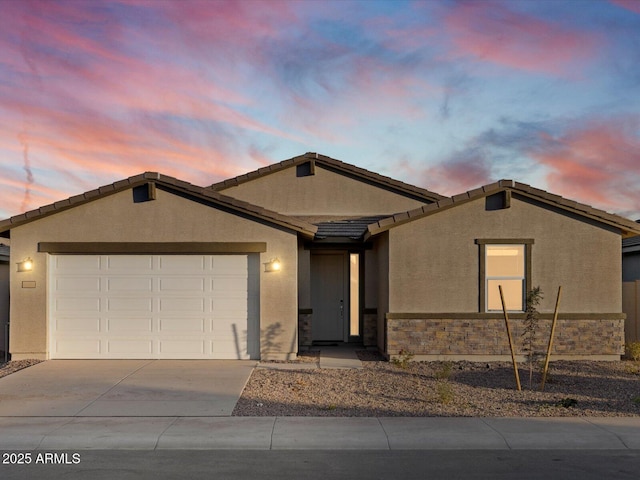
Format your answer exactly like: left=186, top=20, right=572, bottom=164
left=234, top=351, right=640, bottom=417
left=0, top=359, right=42, bottom=379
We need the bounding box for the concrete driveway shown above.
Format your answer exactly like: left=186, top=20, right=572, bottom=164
left=0, top=360, right=256, bottom=417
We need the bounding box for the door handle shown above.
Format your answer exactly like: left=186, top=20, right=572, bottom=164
left=339, top=300, right=343, bottom=317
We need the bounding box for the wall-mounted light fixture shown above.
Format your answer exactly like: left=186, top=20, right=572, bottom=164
left=17, top=257, right=34, bottom=272
left=264, top=258, right=281, bottom=273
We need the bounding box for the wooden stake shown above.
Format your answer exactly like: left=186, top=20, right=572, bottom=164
left=499, top=285, right=521, bottom=391
left=540, top=286, right=562, bottom=391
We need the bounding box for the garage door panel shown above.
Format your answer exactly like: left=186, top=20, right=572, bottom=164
left=107, top=297, right=153, bottom=312
left=212, top=277, right=247, bottom=292
left=55, top=277, right=101, bottom=292
left=55, top=317, right=101, bottom=333
left=159, top=277, right=205, bottom=292
left=107, top=339, right=154, bottom=355
left=160, top=339, right=206, bottom=355
left=211, top=331, right=247, bottom=356
left=107, top=317, right=153, bottom=333
left=49, top=254, right=256, bottom=359
left=53, top=255, right=102, bottom=271
left=107, top=277, right=153, bottom=292
left=54, top=339, right=101, bottom=355
left=159, top=318, right=205, bottom=332
left=107, top=256, right=153, bottom=270
left=212, top=297, right=248, bottom=314
left=159, top=255, right=206, bottom=271
left=55, top=297, right=101, bottom=312
left=159, top=297, right=206, bottom=312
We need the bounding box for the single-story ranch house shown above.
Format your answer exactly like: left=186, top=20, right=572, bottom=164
left=1, top=152, right=639, bottom=361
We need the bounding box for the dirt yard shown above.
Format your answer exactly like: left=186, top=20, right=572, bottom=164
left=234, top=351, right=640, bottom=417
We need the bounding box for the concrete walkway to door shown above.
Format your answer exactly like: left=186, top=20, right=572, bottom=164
left=256, top=344, right=364, bottom=370
left=318, top=344, right=363, bottom=369
left=0, top=360, right=256, bottom=417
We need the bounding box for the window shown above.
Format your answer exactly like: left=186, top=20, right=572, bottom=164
left=349, top=253, right=359, bottom=336
left=486, top=245, right=525, bottom=311
left=477, top=239, right=533, bottom=312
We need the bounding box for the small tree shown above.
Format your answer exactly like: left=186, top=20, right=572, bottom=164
left=522, top=286, right=543, bottom=389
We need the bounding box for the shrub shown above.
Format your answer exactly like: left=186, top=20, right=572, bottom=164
left=391, top=349, right=414, bottom=369
left=557, top=397, right=578, bottom=408
left=625, top=342, right=640, bottom=361
left=435, top=362, right=453, bottom=380
left=436, top=381, right=454, bottom=405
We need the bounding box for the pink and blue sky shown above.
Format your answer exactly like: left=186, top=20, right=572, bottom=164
left=1, top=0, right=639, bottom=220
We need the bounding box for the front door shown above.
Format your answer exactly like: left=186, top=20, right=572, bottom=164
left=311, top=253, right=347, bottom=342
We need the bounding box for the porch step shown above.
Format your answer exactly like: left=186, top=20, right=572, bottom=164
left=319, top=345, right=363, bottom=369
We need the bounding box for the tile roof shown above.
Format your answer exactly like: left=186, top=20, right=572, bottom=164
left=366, top=179, right=640, bottom=239
left=295, top=215, right=389, bottom=241
left=210, top=152, right=447, bottom=202
left=0, top=172, right=318, bottom=238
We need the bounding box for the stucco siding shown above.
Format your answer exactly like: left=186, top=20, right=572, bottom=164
left=388, top=195, right=622, bottom=314
left=9, top=188, right=299, bottom=360
left=374, top=233, right=389, bottom=351
left=219, top=164, right=427, bottom=216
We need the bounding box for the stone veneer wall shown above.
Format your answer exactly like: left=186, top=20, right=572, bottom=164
left=298, top=311, right=313, bottom=347
left=298, top=310, right=377, bottom=348
left=386, top=315, right=625, bottom=358
left=363, top=311, right=377, bottom=347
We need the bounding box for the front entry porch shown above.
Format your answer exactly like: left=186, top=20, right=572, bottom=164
left=299, top=248, right=374, bottom=350
left=310, top=251, right=359, bottom=343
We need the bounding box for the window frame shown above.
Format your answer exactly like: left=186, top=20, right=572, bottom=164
left=476, top=239, right=533, bottom=313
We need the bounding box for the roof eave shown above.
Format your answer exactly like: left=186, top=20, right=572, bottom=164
left=0, top=172, right=318, bottom=239
left=364, top=180, right=640, bottom=238
left=0, top=173, right=157, bottom=235
left=211, top=152, right=447, bottom=203
left=510, top=188, right=640, bottom=238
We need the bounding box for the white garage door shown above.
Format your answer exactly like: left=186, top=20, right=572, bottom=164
left=48, top=254, right=258, bottom=359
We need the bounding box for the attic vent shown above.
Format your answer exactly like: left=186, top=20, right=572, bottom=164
left=296, top=160, right=316, bottom=177
left=485, top=191, right=511, bottom=211
left=132, top=182, right=157, bottom=203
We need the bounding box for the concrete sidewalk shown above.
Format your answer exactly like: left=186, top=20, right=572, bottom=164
left=1, top=416, right=639, bottom=451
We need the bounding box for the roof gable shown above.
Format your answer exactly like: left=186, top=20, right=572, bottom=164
left=211, top=152, right=446, bottom=203
left=366, top=179, right=640, bottom=239
left=0, top=172, right=317, bottom=238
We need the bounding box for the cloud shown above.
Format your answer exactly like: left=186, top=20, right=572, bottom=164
left=530, top=115, right=640, bottom=216
left=0, top=169, right=69, bottom=217
left=0, top=0, right=307, bottom=215
left=611, top=0, right=640, bottom=14
left=396, top=114, right=640, bottom=220
left=393, top=149, right=493, bottom=197
left=444, top=1, right=600, bottom=76
left=422, top=151, right=493, bottom=196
